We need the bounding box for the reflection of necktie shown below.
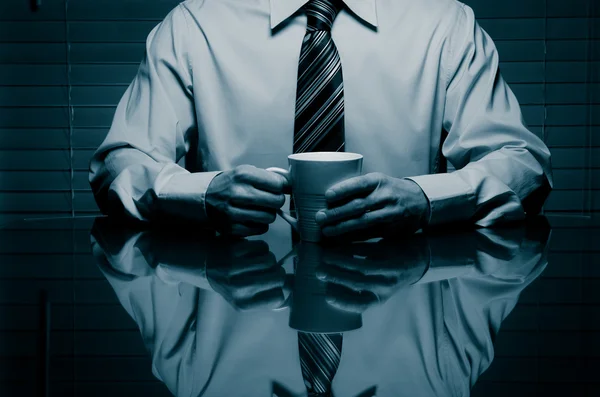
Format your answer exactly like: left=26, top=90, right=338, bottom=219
left=298, top=332, right=343, bottom=396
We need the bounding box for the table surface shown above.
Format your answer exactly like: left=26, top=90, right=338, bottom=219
left=0, top=214, right=598, bottom=397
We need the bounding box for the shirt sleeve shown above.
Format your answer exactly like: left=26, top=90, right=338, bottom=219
left=88, top=5, right=221, bottom=223
left=407, top=4, right=553, bottom=227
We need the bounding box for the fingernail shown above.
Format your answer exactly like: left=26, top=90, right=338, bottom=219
left=326, top=297, right=336, bottom=304
left=315, top=211, right=326, bottom=224
left=316, top=271, right=327, bottom=280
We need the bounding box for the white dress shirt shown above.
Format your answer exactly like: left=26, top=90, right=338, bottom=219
left=89, top=0, right=553, bottom=227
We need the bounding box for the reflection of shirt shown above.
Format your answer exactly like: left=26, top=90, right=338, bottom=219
left=93, top=227, right=549, bottom=397
left=88, top=0, right=552, bottom=227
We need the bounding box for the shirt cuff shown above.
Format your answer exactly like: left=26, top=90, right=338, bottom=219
left=405, top=172, right=477, bottom=226
left=158, top=171, right=223, bottom=223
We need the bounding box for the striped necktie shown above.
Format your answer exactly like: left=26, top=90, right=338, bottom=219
left=290, top=0, right=345, bottom=241
left=294, top=0, right=345, bottom=153
left=298, top=332, right=343, bottom=396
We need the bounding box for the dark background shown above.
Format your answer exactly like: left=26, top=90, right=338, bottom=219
left=0, top=0, right=598, bottom=396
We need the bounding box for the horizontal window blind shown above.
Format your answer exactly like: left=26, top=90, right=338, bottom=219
left=0, top=0, right=597, bottom=223
left=0, top=0, right=180, bottom=225
left=466, top=0, right=598, bottom=218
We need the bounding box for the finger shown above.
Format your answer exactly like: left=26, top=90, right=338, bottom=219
left=326, top=229, right=384, bottom=243
left=226, top=223, right=269, bottom=237
left=321, top=250, right=361, bottom=266
left=324, top=173, right=382, bottom=204
left=234, top=165, right=287, bottom=194
left=320, top=248, right=380, bottom=270
left=322, top=208, right=391, bottom=237
left=208, top=244, right=272, bottom=270
left=234, top=288, right=285, bottom=311
left=227, top=206, right=278, bottom=225
left=230, top=185, right=286, bottom=210
left=322, top=256, right=402, bottom=277
left=208, top=252, right=273, bottom=274
left=227, top=251, right=278, bottom=276
left=315, top=197, right=378, bottom=226
left=317, top=264, right=396, bottom=291
left=346, top=242, right=388, bottom=257
left=228, top=265, right=286, bottom=294
left=325, top=283, right=378, bottom=313
left=225, top=240, right=270, bottom=259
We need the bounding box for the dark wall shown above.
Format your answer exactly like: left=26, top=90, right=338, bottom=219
left=0, top=0, right=597, bottom=224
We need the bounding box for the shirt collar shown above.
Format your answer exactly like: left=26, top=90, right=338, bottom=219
left=269, top=0, right=378, bottom=29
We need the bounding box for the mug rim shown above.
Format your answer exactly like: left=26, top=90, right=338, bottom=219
left=288, top=152, right=363, bottom=162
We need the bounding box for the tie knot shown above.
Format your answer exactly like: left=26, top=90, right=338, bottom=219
left=304, top=0, right=342, bottom=32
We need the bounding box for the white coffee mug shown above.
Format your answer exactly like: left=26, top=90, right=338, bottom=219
left=267, top=152, right=363, bottom=242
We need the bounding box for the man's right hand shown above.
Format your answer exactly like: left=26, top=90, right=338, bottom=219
left=206, top=165, right=288, bottom=237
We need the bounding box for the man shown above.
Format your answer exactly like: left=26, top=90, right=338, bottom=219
left=89, top=0, right=553, bottom=239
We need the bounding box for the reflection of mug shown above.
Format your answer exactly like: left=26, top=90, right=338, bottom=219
left=267, top=152, right=363, bottom=242
left=288, top=242, right=363, bottom=333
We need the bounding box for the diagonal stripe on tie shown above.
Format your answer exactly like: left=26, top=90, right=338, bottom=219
left=298, top=332, right=343, bottom=395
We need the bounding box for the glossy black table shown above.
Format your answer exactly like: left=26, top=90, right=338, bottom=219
left=0, top=215, right=598, bottom=397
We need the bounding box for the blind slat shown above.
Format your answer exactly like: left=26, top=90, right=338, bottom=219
left=0, top=171, right=73, bottom=191
left=4, top=84, right=598, bottom=107
left=0, top=0, right=65, bottom=21
left=0, top=129, right=70, bottom=149
left=2, top=62, right=595, bottom=86
left=7, top=40, right=595, bottom=64
left=0, top=149, right=93, bottom=170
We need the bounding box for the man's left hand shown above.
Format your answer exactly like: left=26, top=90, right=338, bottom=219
left=315, top=173, right=430, bottom=239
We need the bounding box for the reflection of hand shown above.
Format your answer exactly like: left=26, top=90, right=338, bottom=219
left=206, top=239, right=287, bottom=311
left=314, top=173, right=430, bottom=240
left=316, top=236, right=429, bottom=313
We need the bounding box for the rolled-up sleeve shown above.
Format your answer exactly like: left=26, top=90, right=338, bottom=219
left=408, top=4, right=553, bottom=227
left=89, top=5, right=220, bottom=223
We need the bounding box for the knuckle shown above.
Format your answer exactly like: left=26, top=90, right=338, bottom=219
left=360, top=176, right=374, bottom=189
left=233, top=164, right=253, bottom=180
left=230, top=224, right=250, bottom=237
left=275, top=176, right=287, bottom=191
left=233, top=285, right=254, bottom=297
left=266, top=211, right=277, bottom=224
left=223, top=206, right=238, bottom=221
left=364, top=172, right=377, bottom=182
left=328, top=207, right=340, bottom=219
left=230, top=184, right=247, bottom=199
left=232, top=166, right=244, bottom=178
left=355, top=198, right=368, bottom=211
left=275, top=194, right=286, bottom=207
left=367, top=172, right=383, bottom=184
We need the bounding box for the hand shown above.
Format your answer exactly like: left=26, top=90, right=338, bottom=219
left=316, top=237, right=429, bottom=313
left=206, top=239, right=288, bottom=311
left=206, top=165, right=288, bottom=237
left=315, top=173, right=430, bottom=240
